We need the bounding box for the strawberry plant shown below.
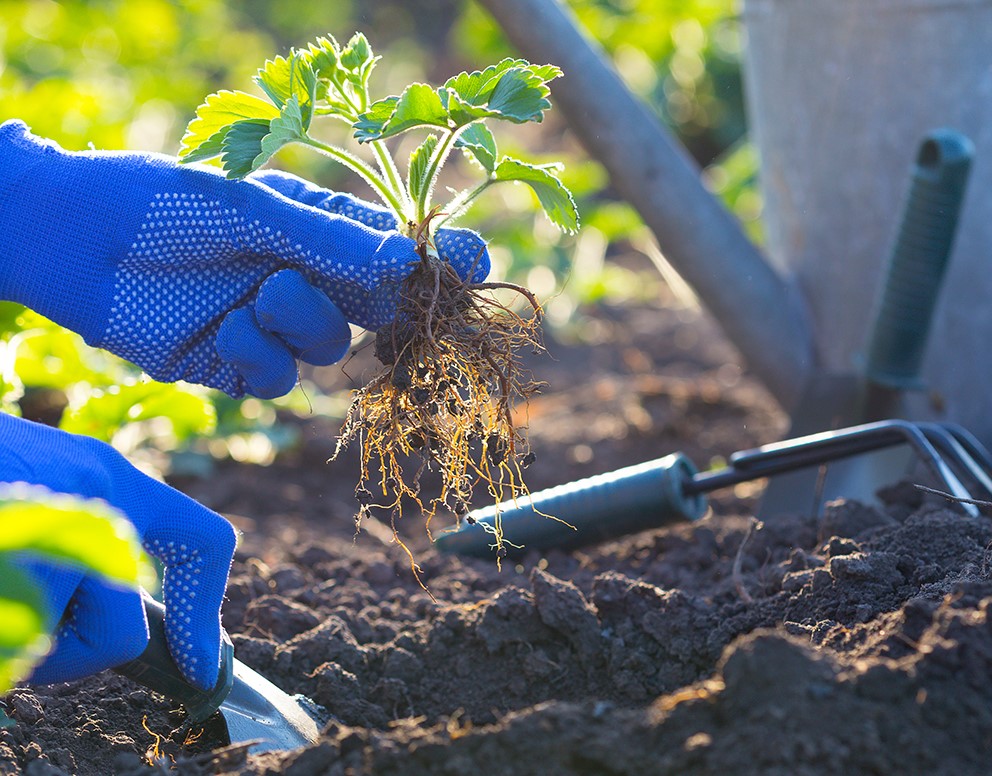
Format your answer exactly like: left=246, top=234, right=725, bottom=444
left=179, top=33, right=577, bottom=563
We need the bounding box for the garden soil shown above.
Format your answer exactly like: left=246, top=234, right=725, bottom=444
left=4, top=286, right=992, bottom=775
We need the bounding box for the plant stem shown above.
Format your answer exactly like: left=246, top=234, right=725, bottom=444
left=322, top=76, right=408, bottom=219
left=372, top=141, right=411, bottom=219
left=303, top=136, right=406, bottom=218
left=437, top=179, right=494, bottom=230
left=416, top=128, right=460, bottom=223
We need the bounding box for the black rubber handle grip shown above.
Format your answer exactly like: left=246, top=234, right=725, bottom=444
left=433, top=452, right=706, bottom=559
left=113, top=592, right=234, bottom=723
left=864, top=129, right=973, bottom=388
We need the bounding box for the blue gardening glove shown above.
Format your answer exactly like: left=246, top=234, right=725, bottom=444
left=247, top=169, right=490, bottom=279
left=0, top=120, right=490, bottom=398
left=1, top=413, right=236, bottom=691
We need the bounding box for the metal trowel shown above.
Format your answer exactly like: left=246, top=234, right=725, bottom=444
left=757, top=128, right=974, bottom=518
left=114, top=594, right=323, bottom=754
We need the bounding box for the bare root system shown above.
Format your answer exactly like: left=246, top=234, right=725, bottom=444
left=332, top=229, right=544, bottom=579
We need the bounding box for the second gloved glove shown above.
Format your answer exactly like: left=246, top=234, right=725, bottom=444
left=2, top=412, right=236, bottom=692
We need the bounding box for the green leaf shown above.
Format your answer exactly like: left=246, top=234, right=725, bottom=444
left=0, top=487, right=155, bottom=693
left=526, top=63, right=564, bottom=82
left=12, top=324, right=123, bottom=390
left=254, top=52, right=317, bottom=124
left=295, top=57, right=318, bottom=128
left=181, top=131, right=229, bottom=166
left=443, top=59, right=561, bottom=125
left=0, top=557, right=50, bottom=692
left=0, top=302, right=25, bottom=339
left=305, top=35, right=340, bottom=80
left=0, top=558, right=48, bottom=634
left=408, top=134, right=439, bottom=206
left=444, top=58, right=528, bottom=103
left=493, top=157, right=579, bottom=234
left=0, top=486, right=150, bottom=588
left=486, top=68, right=554, bottom=124
left=455, top=123, right=498, bottom=173
left=303, top=33, right=379, bottom=116
left=260, top=95, right=306, bottom=160
left=340, top=32, right=375, bottom=76
left=220, top=119, right=272, bottom=178
left=254, top=54, right=293, bottom=107
left=355, top=83, right=449, bottom=142
left=179, top=90, right=280, bottom=162
left=441, top=91, right=490, bottom=128
left=60, top=382, right=216, bottom=443
left=353, top=96, right=398, bottom=142
left=385, top=83, right=450, bottom=135
left=444, top=58, right=561, bottom=105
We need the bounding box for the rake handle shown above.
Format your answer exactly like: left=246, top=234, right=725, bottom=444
left=865, top=129, right=973, bottom=388
left=433, top=453, right=706, bottom=559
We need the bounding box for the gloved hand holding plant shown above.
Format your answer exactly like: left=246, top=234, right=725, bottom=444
left=0, top=31, right=574, bottom=692
left=178, top=33, right=577, bottom=562
left=0, top=120, right=488, bottom=399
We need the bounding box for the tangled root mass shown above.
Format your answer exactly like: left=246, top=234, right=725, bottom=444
left=332, top=231, right=544, bottom=567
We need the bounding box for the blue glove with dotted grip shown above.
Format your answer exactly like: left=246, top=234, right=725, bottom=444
left=1, top=413, right=236, bottom=691
left=0, top=120, right=490, bottom=398
left=248, top=169, right=491, bottom=280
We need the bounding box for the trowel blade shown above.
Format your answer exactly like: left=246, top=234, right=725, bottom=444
left=215, top=658, right=322, bottom=754
left=116, top=595, right=323, bottom=755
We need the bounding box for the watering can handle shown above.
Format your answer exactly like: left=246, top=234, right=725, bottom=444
left=433, top=453, right=706, bottom=559
left=113, top=592, right=235, bottom=724
left=864, top=129, right=973, bottom=389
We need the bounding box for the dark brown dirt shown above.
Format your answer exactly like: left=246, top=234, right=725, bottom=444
left=4, top=289, right=992, bottom=775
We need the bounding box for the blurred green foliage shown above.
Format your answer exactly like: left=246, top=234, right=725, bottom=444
left=0, top=304, right=219, bottom=462
left=454, top=0, right=757, bottom=321
left=455, top=0, right=746, bottom=163
left=0, top=0, right=756, bottom=458
left=0, top=0, right=270, bottom=151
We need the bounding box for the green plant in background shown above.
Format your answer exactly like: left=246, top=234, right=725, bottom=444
left=0, top=304, right=217, bottom=463
left=0, top=303, right=301, bottom=473
left=0, top=0, right=303, bottom=468
left=456, top=0, right=746, bottom=164
left=455, top=0, right=761, bottom=302
left=0, top=484, right=152, bottom=722
left=0, top=0, right=273, bottom=152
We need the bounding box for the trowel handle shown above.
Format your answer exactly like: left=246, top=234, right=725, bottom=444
left=865, top=129, right=973, bottom=388
left=113, top=592, right=234, bottom=724
left=433, top=453, right=706, bottom=559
